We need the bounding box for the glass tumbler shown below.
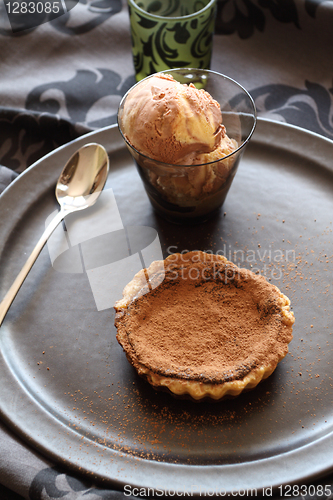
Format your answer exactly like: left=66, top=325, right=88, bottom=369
left=127, top=0, right=217, bottom=81
left=118, top=68, right=257, bottom=225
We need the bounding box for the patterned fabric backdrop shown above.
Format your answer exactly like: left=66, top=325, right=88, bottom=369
left=0, top=0, right=332, bottom=498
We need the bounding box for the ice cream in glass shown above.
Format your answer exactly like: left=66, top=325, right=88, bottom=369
left=118, top=69, right=256, bottom=224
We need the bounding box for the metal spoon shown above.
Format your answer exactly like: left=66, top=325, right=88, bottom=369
left=0, top=142, right=109, bottom=326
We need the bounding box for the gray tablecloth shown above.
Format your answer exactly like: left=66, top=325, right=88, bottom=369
left=0, top=0, right=333, bottom=498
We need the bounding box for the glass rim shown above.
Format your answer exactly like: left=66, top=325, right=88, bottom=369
left=117, top=68, right=257, bottom=168
left=127, top=0, right=217, bottom=21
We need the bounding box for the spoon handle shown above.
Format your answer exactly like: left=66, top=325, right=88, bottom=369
left=0, top=209, right=66, bottom=327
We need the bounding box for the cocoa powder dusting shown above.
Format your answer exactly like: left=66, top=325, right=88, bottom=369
left=116, top=253, right=293, bottom=384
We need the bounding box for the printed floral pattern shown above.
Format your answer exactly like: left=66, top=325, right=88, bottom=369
left=0, top=109, right=87, bottom=173
left=0, top=0, right=121, bottom=35
left=250, top=81, right=333, bottom=139
left=128, top=0, right=216, bottom=80
left=215, top=0, right=300, bottom=37
left=26, top=69, right=136, bottom=128
left=29, top=466, right=134, bottom=499
left=1, top=76, right=332, bottom=179
left=51, top=0, right=122, bottom=35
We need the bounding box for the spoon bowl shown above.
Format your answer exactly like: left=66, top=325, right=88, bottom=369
left=0, top=142, right=109, bottom=326
left=56, top=142, right=109, bottom=211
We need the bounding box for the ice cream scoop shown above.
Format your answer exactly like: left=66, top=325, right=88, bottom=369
left=118, top=69, right=256, bottom=224
left=119, top=73, right=226, bottom=165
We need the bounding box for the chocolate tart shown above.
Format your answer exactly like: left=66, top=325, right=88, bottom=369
left=114, top=251, right=295, bottom=401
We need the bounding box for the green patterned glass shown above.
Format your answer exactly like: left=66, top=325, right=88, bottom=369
left=127, top=0, right=217, bottom=81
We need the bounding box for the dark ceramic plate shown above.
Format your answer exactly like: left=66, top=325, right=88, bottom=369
left=0, top=119, right=333, bottom=494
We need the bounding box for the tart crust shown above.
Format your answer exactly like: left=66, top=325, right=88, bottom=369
left=114, top=251, right=294, bottom=400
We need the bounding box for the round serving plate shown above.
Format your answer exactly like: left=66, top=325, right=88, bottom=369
left=0, top=119, right=332, bottom=494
